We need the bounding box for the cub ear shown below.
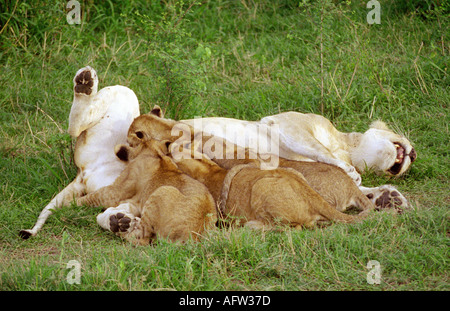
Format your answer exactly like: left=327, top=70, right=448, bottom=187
left=150, top=105, right=164, bottom=118
left=156, top=140, right=172, bottom=157
left=370, top=120, right=389, bottom=131
left=115, top=144, right=130, bottom=162
left=164, top=140, right=171, bottom=151
left=157, top=140, right=180, bottom=171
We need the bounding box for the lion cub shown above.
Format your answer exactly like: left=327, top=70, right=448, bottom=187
left=166, top=144, right=365, bottom=229
left=77, top=139, right=217, bottom=244
left=227, top=158, right=377, bottom=214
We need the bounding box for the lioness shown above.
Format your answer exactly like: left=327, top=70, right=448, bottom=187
left=124, top=107, right=409, bottom=211
left=182, top=112, right=417, bottom=185
left=20, top=66, right=140, bottom=239
left=98, top=114, right=379, bottom=234
left=76, top=139, right=217, bottom=244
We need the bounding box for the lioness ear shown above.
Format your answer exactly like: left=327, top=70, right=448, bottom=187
left=115, top=144, right=130, bottom=162
left=370, top=120, right=389, bottom=131
left=150, top=105, right=163, bottom=118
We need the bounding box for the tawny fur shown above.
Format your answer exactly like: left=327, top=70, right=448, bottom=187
left=77, top=139, right=217, bottom=244
left=127, top=107, right=409, bottom=211
left=170, top=150, right=366, bottom=230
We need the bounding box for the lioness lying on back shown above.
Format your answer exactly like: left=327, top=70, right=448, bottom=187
left=98, top=114, right=377, bottom=235
left=126, top=108, right=377, bottom=214
left=129, top=108, right=408, bottom=208
left=77, top=139, right=217, bottom=244
left=126, top=107, right=409, bottom=211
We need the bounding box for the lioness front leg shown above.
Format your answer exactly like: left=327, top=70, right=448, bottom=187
left=278, top=132, right=362, bottom=185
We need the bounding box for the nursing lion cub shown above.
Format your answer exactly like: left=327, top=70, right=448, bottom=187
left=76, top=139, right=217, bottom=244
left=116, top=141, right=365, bottom=230
left=168, top=139, right=376, bottom=215
left=171, top=150, right=368, bottom=229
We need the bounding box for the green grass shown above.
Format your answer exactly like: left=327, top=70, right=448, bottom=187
left=0, top=0, right=449, bottom=291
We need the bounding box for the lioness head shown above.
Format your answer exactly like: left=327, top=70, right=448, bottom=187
left=351, top=121, right=416, bottom=176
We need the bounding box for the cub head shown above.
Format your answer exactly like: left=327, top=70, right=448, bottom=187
left=127, top=105, right=193, bottom=147
left=351, top=120, right=416, bottom=177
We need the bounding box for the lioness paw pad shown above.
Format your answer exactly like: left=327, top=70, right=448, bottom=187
left=109, top=213, right=132, bottom=233
left=74, top=69, right=95, bottom=95
left=375, top=191, right=404, bottom=210
left=368, top=187, right=408, bottom=214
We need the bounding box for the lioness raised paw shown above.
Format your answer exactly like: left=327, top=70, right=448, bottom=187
left=73, top=66, right=98, bottom=96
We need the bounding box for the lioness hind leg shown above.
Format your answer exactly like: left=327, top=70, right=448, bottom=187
left=74, top=66, right=98, bottom=96
left=19, top=175, right=85, bottom=239
left=97, top=203, right=150, bottom=245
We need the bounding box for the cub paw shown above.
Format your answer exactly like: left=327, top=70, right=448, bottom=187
left=74, top=66, right=98, bottom=95
left=109, top=213, right=132, bottom=233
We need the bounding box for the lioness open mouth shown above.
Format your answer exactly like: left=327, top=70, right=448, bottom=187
left=388, top=142, right=416, bottom=175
